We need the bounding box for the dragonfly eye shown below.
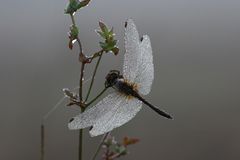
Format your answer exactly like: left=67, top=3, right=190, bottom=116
left=105, top=71, right=120, bottom=87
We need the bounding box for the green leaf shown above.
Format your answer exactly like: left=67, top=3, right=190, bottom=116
left=65, top=0, right=91, bottom=14
left=70, top=25, right=79, bottom=38
left=99, top=21, right=108, bottom=33
left=65, top=0, right=80, bottom=14
left=109, top=27, right=114, bottom=36
left=97, top=21, right=119, bottom=54
left=99, top=42, right=108, bottom=50
left=78, top=0, right=91, bottom=8
left=114, top=145, right=127, bottom=155
left=96, top=30, right=105, bottom=38
left=111, top=47, right=119, bottom=55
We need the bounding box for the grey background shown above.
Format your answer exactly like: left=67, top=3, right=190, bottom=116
left=1, top=0, right=240, bottom=160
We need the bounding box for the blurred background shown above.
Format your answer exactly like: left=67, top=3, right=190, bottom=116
left=1, top=0, right=240, bottom=160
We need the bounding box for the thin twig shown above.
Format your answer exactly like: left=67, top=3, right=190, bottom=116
left=87, top=50, right=104, bottom=62
left=70, top=12, right=85, bottom=160
left=70, top=13, right=76, bottom=26
left=109, top=153, right=121, bottom=160
left=79, top=129, right=84, bottom=160
left=91, top=132, right=110, bottom=160
left=77, top=37, right=83, bottom=54
left=70, top=14, right=83, bottom=54
left=78, top=56, right=85, bottom=160
left=105, top=145, right=110, bottom=160
left=79, top=63, right=85, bottom=105
left=41, top=124, right=44, bottom=160
left=85, top=51, right=103, bottom=101
left=86, top=87, right=108, bottom=107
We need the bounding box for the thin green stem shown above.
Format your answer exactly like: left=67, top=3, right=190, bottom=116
left=85, top=52, right=103, bottom=101
left=91, top=132, right=110, bottom=160
left=70, top=13, right=83, bottom=54
left=70, top=13, right=76, bottom=26
left=86, top=87, right=108, bottom=107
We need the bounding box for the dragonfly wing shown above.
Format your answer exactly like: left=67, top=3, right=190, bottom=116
left=134, top=35, right=154, bottom=95
left=68, top=91, right=122, bottom=130
left=123, top=19, right=141, bottom=82
left=123, top=20, right=154, bottom=95
left=90, top=97, right=142, bottom=137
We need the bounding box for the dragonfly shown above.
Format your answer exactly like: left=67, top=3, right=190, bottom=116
left=68, top=19, right=172, bottom=136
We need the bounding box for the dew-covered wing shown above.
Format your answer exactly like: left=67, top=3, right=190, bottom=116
left=123, top=19, right=141, bottom=82
left=68, top=92, right=122, bottom=130
left=90, top=97, right=142, bottom=137
left=134, top=35, right=154, bottom=95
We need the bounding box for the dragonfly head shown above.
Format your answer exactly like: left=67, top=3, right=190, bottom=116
left=105, top=70, right=122, bottom=88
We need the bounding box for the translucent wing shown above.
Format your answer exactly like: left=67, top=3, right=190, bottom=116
left=134, top=35, right=154, bottom=95
left=122, top=20, right=154, bottom=95
left=90, top=97, right=142, bottom=137
left=68, top=92, right=122, bottom=130
left=123, top=19, right=141, bottom=82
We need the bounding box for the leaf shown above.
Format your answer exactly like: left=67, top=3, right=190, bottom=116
left=78, top=0, right=91, bottom=8
left=109, top=27, right=114, bottom=36
left=99, top=21, right=108, bottom=33
left=96, top=30, right=105, bottom=38
left=122, top=137, right=140, bottom=146
left=99, top=42, right=108, bottom=50
left=65, top=0, right=80, bottom=14
left=111, top=47, right=119, bottom=55
left=65, top=0, right=91, bottom=14
left=97, top=22, right=119, bottom=54
left=103, top=135, right=116, bottom=147
left=114, top=145, right=127, bottom=155
left=70, top=25, right=79, bottom=38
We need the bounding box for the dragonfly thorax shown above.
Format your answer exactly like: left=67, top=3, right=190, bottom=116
left=114, top=79, right=139, bottom=98
left=105, top=70, right=123, bottom=87
left=105, top=70, right=139, bottom=97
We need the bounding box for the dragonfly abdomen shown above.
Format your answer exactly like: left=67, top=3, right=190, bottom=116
left=113, top=78, right=172, bottom=119
left=135, top=94, right=173, bottom=119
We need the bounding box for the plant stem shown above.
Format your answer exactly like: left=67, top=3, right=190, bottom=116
left=91, top=132, right=110, bottom=160
left=70, top=14, right=83, bottom=54
left=79, top=63, right=85, bottom=104
left=86, top=87, right=108, bottom=107
left=85, top=51, right=103, bottom=101
left=70, top=13, right=85, bottom=160
left=109, top=153, right=121, bottom=160
left=78, top=62, right=85, bottom=160
left=105, top=145, right=110, bottom=160
left=79, top=128, right=84, bottom=160
left=41, top=124, right=44, bottom=160
left=70, top=13, right=76, bottom=26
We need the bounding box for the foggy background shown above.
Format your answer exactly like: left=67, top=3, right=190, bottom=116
left=1, top=0, right=240, bottom=160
